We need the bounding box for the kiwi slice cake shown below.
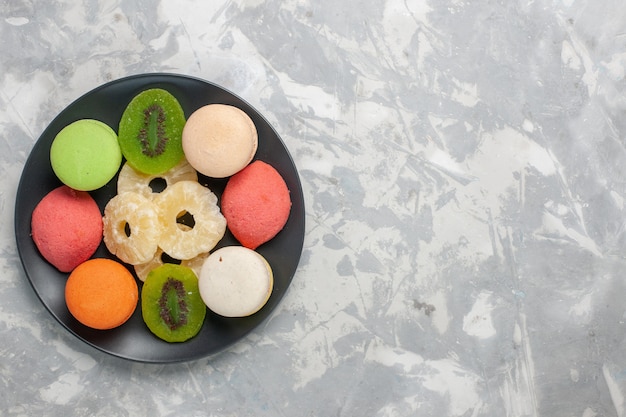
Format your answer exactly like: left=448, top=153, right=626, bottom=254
left=118, top=88, right=186, bottom=175
left=141, top=263, right=206, bottom=343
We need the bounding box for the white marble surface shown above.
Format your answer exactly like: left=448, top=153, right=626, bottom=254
left=3, top=0, right=626, bottom=415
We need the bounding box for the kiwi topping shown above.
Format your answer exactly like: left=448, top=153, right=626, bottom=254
left=159, top=277, right=189, bottom=330
left=138, top=104, right=168, bottom=157
left=118, top=88, right=186, bottom=175
left=141, top=263, right=206, bottom=343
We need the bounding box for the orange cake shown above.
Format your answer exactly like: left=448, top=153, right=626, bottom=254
left=65, top=258, right=138, bottom=330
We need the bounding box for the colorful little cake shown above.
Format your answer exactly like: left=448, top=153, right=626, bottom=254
left=198, top=246, right=273, bottom=317
left=181, top=104, right=258, bottom=178
left=65, top=258, right=138, bottom=330
left=220, top=160, right=291, bottom=249
left=31, top=185, right=103, bottom=272
left=50, top=119, right=122, bottom=191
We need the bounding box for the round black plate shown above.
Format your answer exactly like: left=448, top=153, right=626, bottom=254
left=14, top=73, right=305, bottom=363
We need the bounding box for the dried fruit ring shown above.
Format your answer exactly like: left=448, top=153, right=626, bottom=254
left=117, top=159, right=198, bottom=200
left=103, top=191, right=161, bottom=265
left=133, top=246, right=209, bottom=282
left=154, top=181, right=226, bottom=260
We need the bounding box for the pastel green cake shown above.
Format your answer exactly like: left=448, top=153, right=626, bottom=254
left=50, top=119, right=122, bottom=191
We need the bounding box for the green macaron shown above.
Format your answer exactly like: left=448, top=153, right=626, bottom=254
left=50, top=119, right=122, bottom=191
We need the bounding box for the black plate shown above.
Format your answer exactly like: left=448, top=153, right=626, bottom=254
left=14, top=73, right=305, bottom=363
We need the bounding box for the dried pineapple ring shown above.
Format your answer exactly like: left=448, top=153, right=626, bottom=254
left=154, top=180, right=226, bottom=260
left=182, top=250, right=211, bottom=277
left=117, top=159, right=198, bottom=199
left=133, top=247, right=209, bottom=282
left=103, top=192, right=160, bottom=265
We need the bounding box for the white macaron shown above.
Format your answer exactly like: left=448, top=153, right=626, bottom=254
left=198, top=246, right=273, bottom=317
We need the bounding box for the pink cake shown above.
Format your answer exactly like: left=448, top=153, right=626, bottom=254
left=31, top=185, right=103, bottom=272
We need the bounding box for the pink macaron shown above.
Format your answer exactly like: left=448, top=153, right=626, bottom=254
left=221, top=160, right=291, bottom=249
left=31, top=185, right=103, bottom=272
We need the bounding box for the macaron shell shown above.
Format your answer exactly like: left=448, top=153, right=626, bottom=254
left=65, top=258, right=138, bottom=330
left=50, top=119, right=122, bottom=191
left=31, top=185, right=103, bottom=273
left=221, top=160, right=291, bottom=249
left=198, top=246, right=273, bottom=317
left=182, top=104, right=258, bottom=178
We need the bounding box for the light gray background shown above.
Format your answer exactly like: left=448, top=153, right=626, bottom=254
left=2, top=0, right=626, bottom=416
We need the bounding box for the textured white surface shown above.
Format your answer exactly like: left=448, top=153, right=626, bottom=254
left=3, top=0, right=626, bottom=415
